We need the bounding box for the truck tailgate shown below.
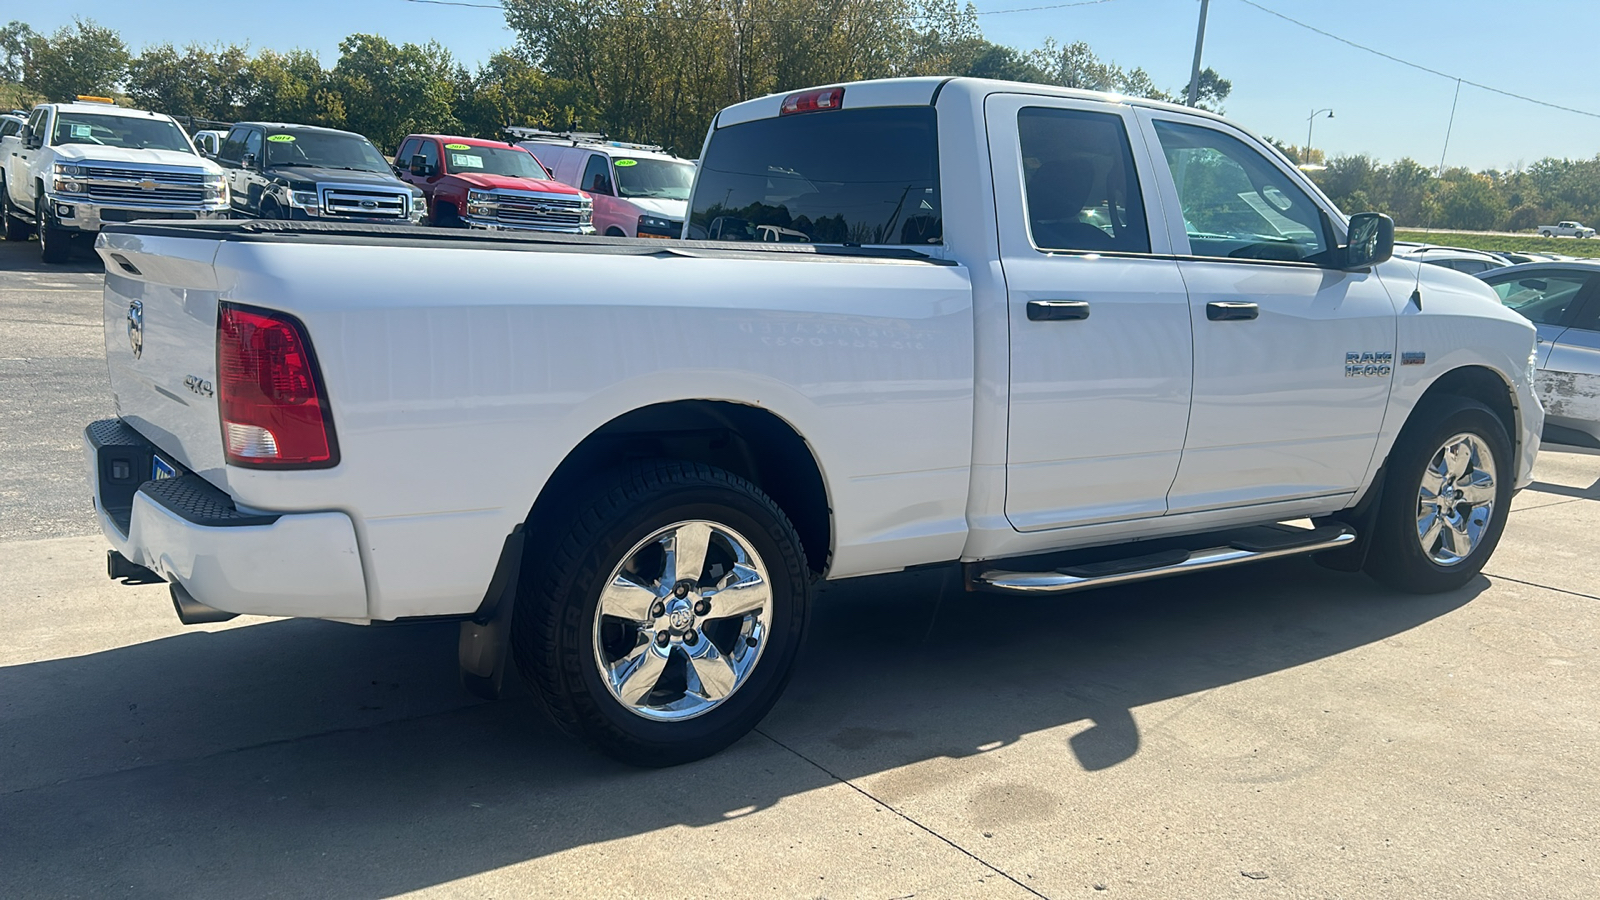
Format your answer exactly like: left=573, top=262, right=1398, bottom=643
left=98, top=231, right=227, bottom=483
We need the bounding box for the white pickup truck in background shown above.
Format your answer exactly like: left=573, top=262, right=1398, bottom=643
left=85, top=77, right=1541, bottom=765
left=1, top=98, right=229, bottom=263
left=1539, top=221, right=1595, bottom=238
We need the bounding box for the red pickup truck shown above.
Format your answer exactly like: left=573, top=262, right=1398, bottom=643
left=394, top=134, right=594, bottom=233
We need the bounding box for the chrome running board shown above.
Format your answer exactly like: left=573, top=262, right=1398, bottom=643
left=973, top=523, right=1356, bottom=595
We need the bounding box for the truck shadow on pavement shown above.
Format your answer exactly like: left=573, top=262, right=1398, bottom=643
left=0, top=557, right=1480, bottom=897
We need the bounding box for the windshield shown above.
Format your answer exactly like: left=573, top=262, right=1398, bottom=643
left=613, top=158, right=695, bottom=201
left=689, top=107, right=941, bottom=245
left=265, top=130, right=391, bottom=173
left=52, top=112, right=194, bottom=153
left=444, top=144, right=550, bottom=179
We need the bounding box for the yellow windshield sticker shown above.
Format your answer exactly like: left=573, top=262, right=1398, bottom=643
left=613, top=159, right=638, bottom=167
left=267, top=134, right=296, bottom=142
left=445, top=143, right=471, bottom=150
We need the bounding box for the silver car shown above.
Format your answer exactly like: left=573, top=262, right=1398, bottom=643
left=1480, top=261, right=1600, bottom=446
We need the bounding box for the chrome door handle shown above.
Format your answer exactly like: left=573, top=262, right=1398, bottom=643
left=1206, top=301, right=1259, bottom=321
left=1026, top=300, right=1090, bottom=321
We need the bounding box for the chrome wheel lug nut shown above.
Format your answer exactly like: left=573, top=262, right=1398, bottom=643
left=694, top=601, right=709, bottom=616
left=650, top=602, right=665, bottom=618
left=655, top=631, right=670, bottom=647
left=684, top=629, right=699, bottom=645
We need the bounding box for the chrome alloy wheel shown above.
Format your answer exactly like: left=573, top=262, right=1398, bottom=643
left=592, top=520, right=773, bottom=721
left=1416, top=432, right=1498, bottom=566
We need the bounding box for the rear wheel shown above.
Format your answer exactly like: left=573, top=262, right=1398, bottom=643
left=1364, top=397, right=1513, bottom=593
left=36, top=188, right=71, bottom=264
left=2, top=178, right=31, bottom=241
left=511, top=460, right=811, bottom=766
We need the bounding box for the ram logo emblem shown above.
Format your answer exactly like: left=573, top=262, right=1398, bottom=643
left=1345, top=351, right=1393, bottom=377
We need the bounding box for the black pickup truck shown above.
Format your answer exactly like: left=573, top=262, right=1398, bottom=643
left=205, top=122, right=425, bottom=224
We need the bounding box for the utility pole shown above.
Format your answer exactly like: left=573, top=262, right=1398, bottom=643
left=1186, top=0, right=1211, bottom=107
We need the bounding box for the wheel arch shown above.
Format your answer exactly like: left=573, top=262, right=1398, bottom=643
left=521, top=400, right=833, bottom=577
left=1410, top=364, right=1519, bottom=452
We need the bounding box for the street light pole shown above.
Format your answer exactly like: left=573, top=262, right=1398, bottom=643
left=1305, top=108, right=1334, bottom=161
left=1186, top=0, right=1211, bottom=107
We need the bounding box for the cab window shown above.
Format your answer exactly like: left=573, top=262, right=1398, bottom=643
left=396, top=138, right=420, bottom=167
left=1, top=119, right=19, bottom=138
left=582, top=154, right=614, bottom=195
left=1018, top=107, right=1149, bottom=254
left=1153, top=120, right=1331, bottom=263
left=218, top=127, right=248, bottom=164
left=243, top=128, right=264, bottom=165
left=1485, top=270, right=1594, bottom=327
left=417, top=139, right=440, bottom=173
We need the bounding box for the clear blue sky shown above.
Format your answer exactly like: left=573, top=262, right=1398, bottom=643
left=18, top=0, right=1600, bottom=170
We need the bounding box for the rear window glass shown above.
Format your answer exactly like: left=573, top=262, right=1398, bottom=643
left=689, top=107, right=940, bottom=245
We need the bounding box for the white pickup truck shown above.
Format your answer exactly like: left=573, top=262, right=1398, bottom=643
left=2, top=99, right=229, bottom=262
left=1538, top=221, right=1595, bottom=239
left=85, top=77, right=1541, bottom=765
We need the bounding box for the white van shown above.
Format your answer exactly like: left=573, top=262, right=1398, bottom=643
left=513, top=131, right=695, bottom=238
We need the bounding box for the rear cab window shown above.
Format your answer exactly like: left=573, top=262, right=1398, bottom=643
left=689, top=106, right=941, bottom=245
left=1018, top=107, right=1150, bottom=254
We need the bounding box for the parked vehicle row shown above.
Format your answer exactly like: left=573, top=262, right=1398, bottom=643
left=2, top=96, right=699, bottom=262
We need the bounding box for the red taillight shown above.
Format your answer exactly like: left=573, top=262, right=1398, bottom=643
left=779, top=87, right=845, bottom=116
left=216, top=303, right=339, bottom=468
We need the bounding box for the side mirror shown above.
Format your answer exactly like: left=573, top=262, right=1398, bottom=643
left=24, top=133, right=41, bottom=150
left=1344, top=212, right=1394, bottom=269
left=410, top=155, right=435, bottom=177
left=241, top=152, right=256, bottom=168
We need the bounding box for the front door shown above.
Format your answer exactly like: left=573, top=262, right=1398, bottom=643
left=1139, top=112, right=1397, bottom=513
left=989, top=94, right=1195, bottom=531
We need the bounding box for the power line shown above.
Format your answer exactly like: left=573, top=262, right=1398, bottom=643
left=1234, top=0, right=1600, bottom=121
left=396, top=0, right=1123, bottom=20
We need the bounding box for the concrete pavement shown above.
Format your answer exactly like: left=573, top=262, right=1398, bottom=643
left=0, top=239, right=1596, bottom=898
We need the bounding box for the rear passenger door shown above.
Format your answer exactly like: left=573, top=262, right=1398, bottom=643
left=987, top=94, right=1194, bottom=531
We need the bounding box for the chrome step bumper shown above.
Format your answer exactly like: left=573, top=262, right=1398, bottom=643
left=973, top=523, right=1357, bottom=595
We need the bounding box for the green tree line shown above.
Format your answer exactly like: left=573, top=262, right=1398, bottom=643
left=8, top=13, right=1596, bottom=232
left=1, top=9, right=1225, bottom=155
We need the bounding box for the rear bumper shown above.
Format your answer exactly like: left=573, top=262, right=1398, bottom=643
left=84, top=419, right=368, bottom=620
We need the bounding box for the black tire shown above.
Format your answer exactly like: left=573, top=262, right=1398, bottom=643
left=511, top=460, right=811, bottom=766
left=36, top=188, right=71, bottom=264
left=605, top=226, right=626, bottom=237
left=260, top=200, right=285, bottom=220
left=1541, top=231, right=1554, bottom=238
left=2, top=178, right=31, bottom=241
left=1363, top=397, right=1514, bottom=593
left=435, top=202, right=463, bottom=228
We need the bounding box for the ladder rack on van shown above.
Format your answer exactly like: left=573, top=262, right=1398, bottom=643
left=503, top=126, right=664, bottom=153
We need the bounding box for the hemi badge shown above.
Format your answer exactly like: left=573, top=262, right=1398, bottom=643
left=1401, top=351, right=1426, bottom=366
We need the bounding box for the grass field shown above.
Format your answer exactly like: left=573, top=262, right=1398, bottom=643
left=1396, top=230, right=1600, bottom=259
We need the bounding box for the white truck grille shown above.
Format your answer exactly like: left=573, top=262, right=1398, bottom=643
left=77, top=164, right=212, bottom=206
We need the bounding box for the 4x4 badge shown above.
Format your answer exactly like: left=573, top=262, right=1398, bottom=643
left=127, top=299, right=143, bottom=359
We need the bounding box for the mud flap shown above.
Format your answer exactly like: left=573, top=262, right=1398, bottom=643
left=458, top=526, right=526, bottom=701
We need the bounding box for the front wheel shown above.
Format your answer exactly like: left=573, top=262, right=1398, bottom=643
left=512, top=460, right=811, bottom=766
left=1364, top=398, right=1514, bottom=593
left=36, top=189, right=71, bottom=264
